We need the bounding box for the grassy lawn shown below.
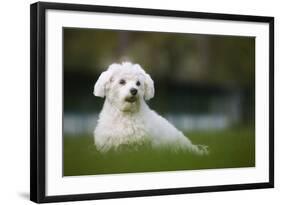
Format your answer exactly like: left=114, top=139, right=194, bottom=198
left=63, top=127, right=255, bottom=176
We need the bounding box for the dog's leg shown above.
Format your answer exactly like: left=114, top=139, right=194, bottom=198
left=177, top=134, right=209, bottom=155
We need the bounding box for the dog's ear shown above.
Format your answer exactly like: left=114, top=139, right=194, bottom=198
left=144, top=73, right=155, bottom=100
left=93, top=69, right=113, bottom=98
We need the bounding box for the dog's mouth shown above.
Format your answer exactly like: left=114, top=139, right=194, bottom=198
left=125, top=96, right=137, bottom=103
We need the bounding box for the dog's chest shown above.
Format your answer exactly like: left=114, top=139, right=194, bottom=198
left=107, top=113, right=148, bottom=143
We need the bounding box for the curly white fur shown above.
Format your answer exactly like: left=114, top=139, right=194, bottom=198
left=93, top=62, right=208, bottom=155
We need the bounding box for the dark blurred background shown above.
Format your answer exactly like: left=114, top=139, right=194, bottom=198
left=63, top=28, right=255, bottom=136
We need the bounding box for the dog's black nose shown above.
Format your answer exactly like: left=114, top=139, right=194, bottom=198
left=130, top=88, right=138, bottom=95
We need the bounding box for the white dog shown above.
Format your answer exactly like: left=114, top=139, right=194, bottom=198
left=93, top=62, right=208, bottom=155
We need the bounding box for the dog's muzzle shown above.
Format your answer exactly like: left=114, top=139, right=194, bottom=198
left=124, top=88, right=138, bottom=103
left=125, top=96, right=137, bottom=103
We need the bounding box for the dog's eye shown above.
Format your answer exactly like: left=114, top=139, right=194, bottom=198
left=119, top=79, right=126, bottom=85
left=136, top=81, right=141, bottom=86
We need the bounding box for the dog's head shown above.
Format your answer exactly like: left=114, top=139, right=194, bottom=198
left=94, top=62, right=154, bottom=112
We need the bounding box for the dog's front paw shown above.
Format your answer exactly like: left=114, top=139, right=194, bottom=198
left=195, top=144, right=209, bottom=155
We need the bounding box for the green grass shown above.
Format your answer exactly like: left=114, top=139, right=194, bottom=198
left=63, top=127, right=255, bottom=176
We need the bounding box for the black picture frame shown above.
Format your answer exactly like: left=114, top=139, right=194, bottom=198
left=30, top=1, right=274, bottom=203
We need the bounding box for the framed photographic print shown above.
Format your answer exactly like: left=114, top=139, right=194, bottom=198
left=30, top=1, right=274, bottom=203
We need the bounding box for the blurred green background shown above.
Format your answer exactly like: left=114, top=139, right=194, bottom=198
left=63, top=28, right=255, bottom=176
